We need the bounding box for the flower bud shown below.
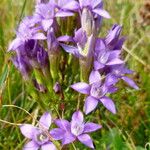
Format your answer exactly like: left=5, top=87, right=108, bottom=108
left=81, top=8, right=94, bottom=36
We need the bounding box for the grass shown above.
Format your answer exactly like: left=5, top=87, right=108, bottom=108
left=0, top=0, right=150, bottom=149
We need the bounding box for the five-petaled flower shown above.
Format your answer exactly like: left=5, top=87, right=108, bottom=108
left=50, top=111, right=102, bottom=149
left=71, top=71, right=117, bottom=114
left=20, top=112, right=56, bottom=150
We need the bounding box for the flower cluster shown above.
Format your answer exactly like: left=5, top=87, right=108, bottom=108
left=8, top=0, right=139, bottom=149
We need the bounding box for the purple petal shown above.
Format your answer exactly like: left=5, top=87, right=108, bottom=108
left=55, top=119, right=70, bottom=131
left=91, top=0, right=102, bottom=8
left=93, top=8, right=111, bottom=19
left=8, top=38, right=22, bottom=51
left=62, top=132, right=76, bottom=145
left=39, top=112, right=52, bottom=129
left=89, top=70, right=101, bottom=84
left=94, top=61, right=105, bottom=70
left=106, top=58, right=124, bottom=66
left=84, top=122, right=102, bottom=133
left=108, top=50, right=121, bottom=60
left=41, top=142, right=56, bottom=150
left=84, top=96, right=98, bottom=114
left=50, top=128, right=65, bottom=140
left=57, top=35, right=73, bottom=42
left=41, top=19, right=53, bottom=31
left=23, top=141, right=39, bottom=150
left=105, top=74, right=119, bottom=86
left=99, top=96, right=116, bottom=114
left=20, top=124, right=37, bottom=139
left=71, top=82, right=91, bottom=94
left=60, top=43, right=79, bottom=57
left=62, top=1, right=79, bottom=10
left=108, top=86, right=118, bottom=93
left=121, top=76, right=139, bottom=90
left=55, top=11, right=74, bottom=17
left=77, top=134, right=94, bottom=148
left=72, top=111, right=84, bottom=123
left=32, top=33, right=47, bottom=40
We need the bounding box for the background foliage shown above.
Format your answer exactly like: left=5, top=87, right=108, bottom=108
left=0, top=0, right=150, bottom=149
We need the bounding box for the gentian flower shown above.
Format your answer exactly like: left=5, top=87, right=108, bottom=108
left=78, top=0, right=111, bottom=19
left=50, top=111, right=102, bottom=149
left=60, top=28, right=95, bottom=58
left=8, top=17, right=46, bottom=51
left=12, top=51, right=31, bottom=80
left=94, top=39, right=124, bottom=70
left=54, top=0, right=79, bottom=17
left=106, top=65, right=139, bottom=89
left=71, top=71, right=117, bottom=114
left=105, top=24, right=123, bottom=49
left=20, top=112, right=57, bottom=150
left=34, top=2, right=55, bottom=31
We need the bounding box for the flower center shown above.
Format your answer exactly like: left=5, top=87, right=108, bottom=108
left=90, top=83, right=106, bottom=99
left=71, top=122, right=84, bottom=136
left=34, top=131, right=49, bottom=145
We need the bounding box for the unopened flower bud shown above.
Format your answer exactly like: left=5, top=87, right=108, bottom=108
left=81, top=8, right=94, bottom=36
left=53, top=82, right=61, bottom=93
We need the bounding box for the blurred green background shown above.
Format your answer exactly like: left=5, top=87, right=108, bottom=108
left=0, top=0, right=150, bottom=149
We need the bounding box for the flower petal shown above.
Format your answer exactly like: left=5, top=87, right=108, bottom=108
left=89, top=70, right=101, bottom=84
left=8, top=38, right=22, bottom=51
left=84, top=96, right=98, bottom=114
left=100, top=96, right=116, bottom=114
left=55, top=119, right=70, bottom=131
left=60, top=43, right=79, bottom=57
left=94, top=61, right=105, bottom=70
left=32, top=33, right=47, bottom=40
left=121, top=76, right=139, bottom=90
left=106, top=58, right=124, bottom=65
left=91, top=0, right=102, bottom=9
left=62, top=1, right=79, bottom=10
left=71, top=82, right=91, bottom=94
left=93, top=8, right=111, bottom=19
left=84, top=122, right=102, bottom=133
left=50, top=128, right=65, bottom=140
left=23, top=141, right=39, bottom=150
left=41, top=142, right=56, bottom=150
left=55, top=11, right=74, bottom=17
left=57, top=35, right=73, bottom=42
left=77, top=134, right=94, bottom=148
left=20, top=124, right=37, bottom=139
left=41, top=19, right=53, bottom=31
left=62, top=132, right=76, bottom=145
left=72, top=111, right=84, bottom=123
left=39, top=112, right=52, bottom=129
left=105, top=74, right=119, bottom=86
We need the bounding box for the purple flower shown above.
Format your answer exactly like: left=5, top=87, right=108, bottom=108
left=11, top=46, right=32, bottom=80
left=71, top=71, right=117, bottom=114
left=50, top=111, right=101, bottom=148
left=94, top=39, right=124, bottom=70
left=60, top=28, right=95, bottom=58
left=54, top=0, right=79, bottom=17
left=105, top=24, right=123, bottom=50
left=79, top=0, right=111, bottom=19
left=20, top=112, right=57, bottom=150
left=34, top=2, right=55, bottom=31
left=8, top=17, right=46, bottom=51
left=106, top=65, right=139, bottom=89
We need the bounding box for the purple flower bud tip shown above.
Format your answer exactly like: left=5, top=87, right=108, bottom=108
left=53, top=82, right=61, bottom=93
